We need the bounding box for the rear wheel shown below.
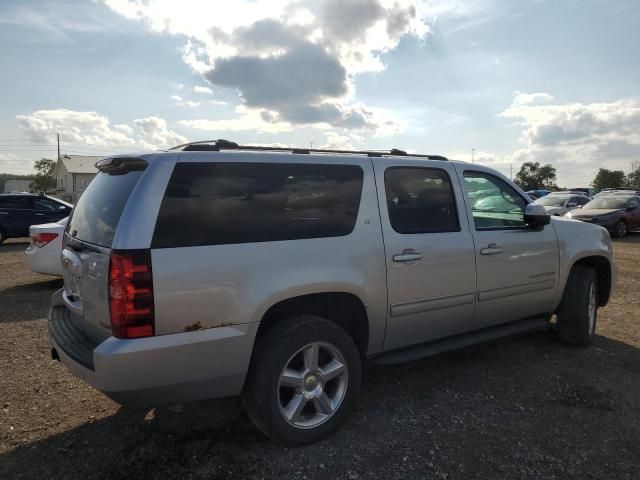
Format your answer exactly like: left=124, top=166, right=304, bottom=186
left=613, top=220, right=628, bottom=238
left=556, top=265, right=598, bottom=346
left=242, top=315, right=362, bottom=445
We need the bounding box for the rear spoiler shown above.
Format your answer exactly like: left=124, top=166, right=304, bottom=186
left=95, top=156, right=148, bottom=175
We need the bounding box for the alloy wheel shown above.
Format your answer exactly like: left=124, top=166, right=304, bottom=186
left=277, top=342, right=349, bottom=429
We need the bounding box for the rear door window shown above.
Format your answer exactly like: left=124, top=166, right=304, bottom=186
left=152, top=162, right=364, bottom=248
left=384, top=167, right=459, bottom=234
left=67, top=171, right=144, bottom=247
left=33, top=197, right=61, bottom=211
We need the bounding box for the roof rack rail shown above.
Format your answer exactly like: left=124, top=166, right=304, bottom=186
left=169, top=139, right=448, bottom=161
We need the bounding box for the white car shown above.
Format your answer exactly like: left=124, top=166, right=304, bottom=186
left=534, top=193, right=590, bottom=216
left=24, top=217, right=68, bottom=276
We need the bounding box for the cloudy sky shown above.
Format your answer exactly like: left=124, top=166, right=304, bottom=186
left=1, top=0, right=639, bottom=186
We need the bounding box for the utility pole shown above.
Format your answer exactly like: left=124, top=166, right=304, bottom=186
left=57, top=133, right=60, bottom=161
left=510, top=163, right=513, bottom=180
left=309, top=141, right=314, bottom=149
left=471, top=148, right=476, bottom=163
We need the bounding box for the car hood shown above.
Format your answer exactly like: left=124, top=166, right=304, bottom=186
left=571, top=208, right=623, bottom=218
left=543, top=206, right=564, bottom=214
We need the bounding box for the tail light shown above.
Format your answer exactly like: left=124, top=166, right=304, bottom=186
left=109, top=250, right=154, bottom=339
left=31, top=232, right=58, bottom=248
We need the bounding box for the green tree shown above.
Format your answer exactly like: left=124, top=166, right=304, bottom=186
left=627, top=162, right=640, bottom=190
left=32, top=158, right=56, bottom=192
left=514, top=161, right=557, bottom=191
left=591, top=168, right=625, bottom=192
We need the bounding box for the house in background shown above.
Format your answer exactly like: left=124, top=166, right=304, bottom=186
left=3, top=179, right=33, bottom=193
left=54, top=155, right=101, bottom=203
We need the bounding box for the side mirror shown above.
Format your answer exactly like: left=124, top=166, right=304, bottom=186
left=566, top=202, right=577, bottom=208
left=627, top=205, right=638, bottom=211
left=524, top=203, right=550, bottom=227
left=59, top=205, right=67, bottom=211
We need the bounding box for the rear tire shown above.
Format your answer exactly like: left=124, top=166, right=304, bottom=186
left=613, top=220, right=628, bottom=238
left=556, top=265, right=598, bottom=346
left=242, top=315, right=362, bottom=446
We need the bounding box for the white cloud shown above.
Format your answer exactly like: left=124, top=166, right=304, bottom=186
left=16, top=109, right=187, bottom=150
left=102, top=0, right=429, bottom=130
left=170, top=95, right=200, bottom=108
left=512, top=91, right=554, bottom=106
left=320, top=131, right=365, bottom=150
left=194, top=85, right=213, bottom=95
left=179, top=106, right=294, bottom=134
left=499, top=94, right=640, bottom=185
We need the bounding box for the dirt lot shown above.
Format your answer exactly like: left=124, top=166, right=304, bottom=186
left=1, top=236, right=639, bottom=480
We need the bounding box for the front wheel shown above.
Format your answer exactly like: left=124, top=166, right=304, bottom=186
left=613, top=220, right=628, bottom=238
left=556, top=265, right=598, bottom=346
left=242, top=315, right=362, bottom=445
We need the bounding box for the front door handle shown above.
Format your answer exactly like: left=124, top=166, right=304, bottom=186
left=480, top=243, right=503, bottom=255
left=393, top=249, right=424, bottom=263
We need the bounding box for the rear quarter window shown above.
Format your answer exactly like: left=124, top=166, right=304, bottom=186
left=152, top=162, right=364, bottom=248
left=67, top=170, right=143, bottom=247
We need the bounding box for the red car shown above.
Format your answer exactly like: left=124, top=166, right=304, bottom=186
left=567, top=194, right=640, bottom=237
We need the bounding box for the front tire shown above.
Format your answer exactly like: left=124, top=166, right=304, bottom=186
left=613, top=220, right=628, bottom=238
left=556, top=265, right=598, bottom=346
left=242, top=315, right=362, bottom=446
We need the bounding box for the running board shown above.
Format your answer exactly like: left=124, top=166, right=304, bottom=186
left=374, top=317, right=549, bottom=365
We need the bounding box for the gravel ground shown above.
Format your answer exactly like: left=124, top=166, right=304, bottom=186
left=1, top=235, right=639, bottom=480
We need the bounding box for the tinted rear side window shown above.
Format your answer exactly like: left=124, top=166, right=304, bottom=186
left=384, top=167, right=459, bottom=234
left=67, top=171, right=143, bottom=247
left=152, top=162, right=364, bottom=248
left=0, top=196, right=31, bottom=209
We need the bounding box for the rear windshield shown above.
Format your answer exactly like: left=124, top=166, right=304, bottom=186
left=152, top=162, right=363, bottom=248
left=536, top=195, right=569, bottom=206
left=67, top=171, right=143, bottom=247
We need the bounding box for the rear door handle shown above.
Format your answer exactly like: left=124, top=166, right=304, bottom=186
left=480, top=243, right=503, bottom=255
left=34, top=213, right=45, bottom=216
left=393, top=250, right=424, bottom=263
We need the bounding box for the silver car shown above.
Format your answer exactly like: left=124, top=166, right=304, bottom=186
left=49, top=141, right=615, bottom=445
left=534, top=192, right=591, bottom=216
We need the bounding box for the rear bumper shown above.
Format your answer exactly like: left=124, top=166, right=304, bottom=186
left=24, top=244, right=63, bottom=276
left=48, top=289, right=258, bottom=407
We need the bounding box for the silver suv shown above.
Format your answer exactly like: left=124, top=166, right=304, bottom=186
left=49, top=141, right=615, bottom=445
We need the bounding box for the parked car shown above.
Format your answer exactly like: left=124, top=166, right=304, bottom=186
left=525, top=189, right=551, bottom=199
left=24, top=217, right=68, bottom=276
left=534, top=192, right=590, bottom=216
left=0, top=193, right=72, bottom=244
left=593, top=188, right=640, bottom=198
left=569, top=187, right=595, bottom=198
left=49, top=142, right=615, bottom=445
left=566, top=194, right=640, bottom=237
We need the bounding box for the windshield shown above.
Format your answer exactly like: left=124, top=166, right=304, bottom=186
left=584, top=197, right=628, bottom=210
left=67, top=170, right=144, bottom=247
left=536, top=196, right=569, bottom=207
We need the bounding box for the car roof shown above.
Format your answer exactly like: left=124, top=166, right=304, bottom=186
left=547, top=191, right=586, bottom=196
left=595, top=194, right=636, bottom=200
